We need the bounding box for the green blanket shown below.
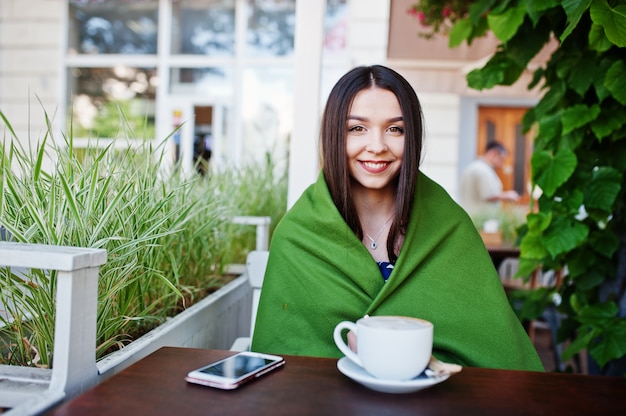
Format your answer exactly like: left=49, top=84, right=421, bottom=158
left=252, top=172, right=543, bottom=371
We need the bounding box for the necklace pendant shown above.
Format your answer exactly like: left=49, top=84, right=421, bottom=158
left=370, top=241, right=377, bottom=250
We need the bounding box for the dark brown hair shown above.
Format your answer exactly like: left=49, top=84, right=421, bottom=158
left=320, top=65, right=424, bottom=263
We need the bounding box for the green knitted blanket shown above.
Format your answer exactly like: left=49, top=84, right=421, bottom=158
left=251, top=172, right=543, bottom=371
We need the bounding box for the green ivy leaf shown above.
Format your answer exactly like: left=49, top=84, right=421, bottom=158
left=469, top=0, right=496, bottom=25
left=531, top=150, right=552, bottom=175
left=561, top=189, right=585, bottom=214
left=561, top=0, right=593, bottom=42
left=538, top=113, right=562, bottom=142
left=502, top=63, right=525, bottom=86
left=567, top=249, right=595, bottom=278
left=535, top=80, right=566, bottom=116
left=589, top=320, right=626, bottom=367
left=510, top=287, right=555, bottom=321
left=593, top=58, right=613, bottom=102
left=575, top=268, right=607, bottom=290
left=488, top=5, right=528, bottom=43
left=591, top=109, right=626, bottom=139
left=449, top=18, right=473, bottom=48
left=555, top=48, right=580, bottom=80
left=605, top=60, right=626, bottom=105
left=543, top=217, right=589, bottom=257
left=568, top=52, right=596, bottom=96
left=570, top=292, right=584, bottom=313
left=527, top=67, right=545, bottom=91
left=527, top=0, right=560, bottom=25
left=526, top=212, right=552, bottom=233
left=590, top=0, right=626, bottom=47
left=584, top=166, right=621, bottom=211
left=506, top=19, right=551, bottom=68
left=589, top=230, right=620, bottom=258
left=574, top=302, right=626, bottom=367
left=467, top=53, right=515, bottom=89
left=562, top=328, right=595, bottom=361
left=578, top=300, right=619, bottom=326
left=532, top=148, right=578, bottom=197
left=517, top=256, right=543, bottom=277
left=520, top=233, right=549, bottom=259
left=589, top=23, right=614, bottom=51
left=562, top=104, right=601, bottom=135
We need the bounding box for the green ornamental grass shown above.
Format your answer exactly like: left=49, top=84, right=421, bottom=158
left=0, top=111, right=286, bottom=366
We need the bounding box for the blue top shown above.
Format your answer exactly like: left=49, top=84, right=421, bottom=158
left=377, top=261, right=394, bottom=282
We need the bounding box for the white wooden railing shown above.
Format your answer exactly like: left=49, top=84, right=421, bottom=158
left=231, top=216, right=271, bottom=251
left=0, top=217, right=269, bottom=415
left=0, top=242, right=107, bottom=416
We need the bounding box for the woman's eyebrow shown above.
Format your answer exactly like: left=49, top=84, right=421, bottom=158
left=347, top=115, right=404, bottom=122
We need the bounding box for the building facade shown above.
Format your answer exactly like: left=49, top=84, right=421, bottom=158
left=0, top=0, right=542, bottom=204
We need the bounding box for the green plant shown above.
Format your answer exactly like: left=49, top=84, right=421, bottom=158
left=411, top=0, right=626, bottom=373
left=211, top=152, right=288, bottom=265
left=70, top=99, right=156, bottom=140
left=0, top=110, right=286, bottom=365
left=469, top=204, right=528, bottom=243
left=407, top=0, right=472, bottom=37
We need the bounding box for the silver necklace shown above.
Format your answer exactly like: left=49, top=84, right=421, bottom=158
left=365, top=217, right=393, bottom=250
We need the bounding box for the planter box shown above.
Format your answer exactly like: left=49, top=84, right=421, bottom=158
left=0, top=241, right=253, bottom=415
left=97, top=275, right=252, bottom=380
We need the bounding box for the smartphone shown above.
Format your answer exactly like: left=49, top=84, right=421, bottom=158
left=185, top=351, right=285, bottom=390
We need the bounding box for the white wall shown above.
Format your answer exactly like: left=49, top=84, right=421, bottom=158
left=347, top=0, right=389, bottom=66
left=418, top=93, right=461, bottom=199
left=0, top=0, right=64, bottom=149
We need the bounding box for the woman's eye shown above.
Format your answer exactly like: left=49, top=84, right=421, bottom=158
left=388, top=126, right=404, bottom=134
left=348, top=125, right=365, bottom=133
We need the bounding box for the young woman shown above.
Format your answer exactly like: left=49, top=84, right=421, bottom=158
left=251, top=65, right=543, bottom=371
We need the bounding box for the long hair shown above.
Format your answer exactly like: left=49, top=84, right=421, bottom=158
left=320, top=65, right=424, bottom=263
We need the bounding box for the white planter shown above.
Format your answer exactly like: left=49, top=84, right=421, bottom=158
left=0, top=242, right=253, bottom=416
left=97, top=275, right=252, bottom=380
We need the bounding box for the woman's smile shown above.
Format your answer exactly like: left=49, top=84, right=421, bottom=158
left=359, top=160, right=391, bottom=173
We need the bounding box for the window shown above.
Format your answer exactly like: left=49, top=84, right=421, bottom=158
left=246, top=0, right=295, bottom=57
left=67, top=67, right=157, bottom=139
left=68, top=0, right=159, bottom=55
left=171, top=0, right=236, bottom=56
left=65, top=0, right=349, bottom=165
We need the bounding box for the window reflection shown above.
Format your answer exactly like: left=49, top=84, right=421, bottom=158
left=246, top=0, right=295, bottom=57
left=324, top=0, right=348, bottom=55
left=171, top=0, right=236, bottom=55
left=169, top=67, right=233, bottom=96
left=68, top=67, right=157, bottom=139
left=68, top=0, right=158, bottom=55
left=241, top=67, right=292, bottom=166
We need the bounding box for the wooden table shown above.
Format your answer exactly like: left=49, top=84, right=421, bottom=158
left=46, top=347, right=626, bottom=415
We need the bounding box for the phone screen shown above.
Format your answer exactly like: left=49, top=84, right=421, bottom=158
left=198, top=354, right=278, bottom=379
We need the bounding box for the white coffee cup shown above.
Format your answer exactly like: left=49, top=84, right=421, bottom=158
left=333, top=315, right=433, bottom=381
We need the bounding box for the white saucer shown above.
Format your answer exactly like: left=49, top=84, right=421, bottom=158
left=337, top=357, right=450, bottom=394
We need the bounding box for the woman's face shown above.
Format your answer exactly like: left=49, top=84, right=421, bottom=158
left=345, top=87, right=405, bottom=192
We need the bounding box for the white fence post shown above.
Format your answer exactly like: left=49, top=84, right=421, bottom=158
left=0, top=242, right=107, bottom=415
left=231, top=216, right=271, bottom=251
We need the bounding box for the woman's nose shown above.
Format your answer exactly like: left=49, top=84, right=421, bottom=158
left=365, top=130, right=387, bottom=153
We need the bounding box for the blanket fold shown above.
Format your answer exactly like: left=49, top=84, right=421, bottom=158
left=252, top=171, right=543, bottom=371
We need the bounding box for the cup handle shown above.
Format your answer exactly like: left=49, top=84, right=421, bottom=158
left=333, top=321, right=362, bottom=367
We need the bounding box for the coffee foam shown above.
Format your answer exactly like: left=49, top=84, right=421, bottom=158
left=361, top=316, right=429, bottom=330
